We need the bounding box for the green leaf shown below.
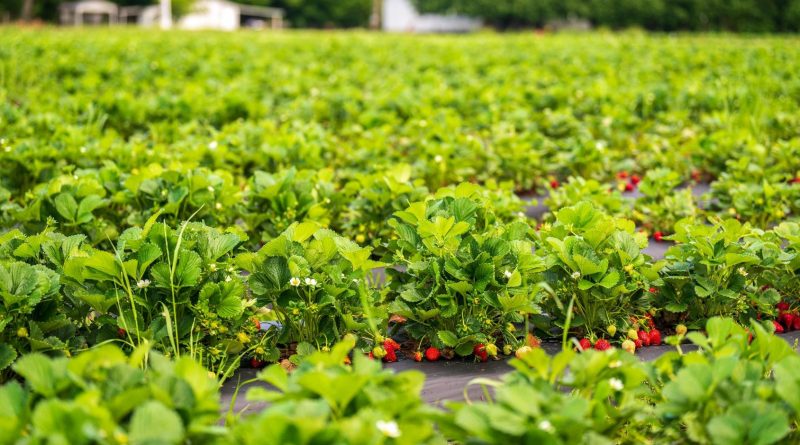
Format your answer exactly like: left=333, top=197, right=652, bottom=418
left=250, top=256, right=291, bottom=295
left=76, top=195, right=105, bottom=223
left=437, top=330, right=459, bottom=347
left=53, top=193, right=78, bottom=222
left=129, top=401, right=185, bottom=445
left=12, top=354, right=65, bottom=398
left=82, top=250, right=123, bottom=282
left=0, top=344, right=17, bottom=370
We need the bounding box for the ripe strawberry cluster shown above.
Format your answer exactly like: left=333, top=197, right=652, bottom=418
left=616, top=171, right=641, bottom=193
left=369, top=338, right=402, bottom=362
left=774, top=301, right=800, bottom=333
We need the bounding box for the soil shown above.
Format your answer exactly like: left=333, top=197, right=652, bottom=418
left=220, top=330, right=800, bottom=414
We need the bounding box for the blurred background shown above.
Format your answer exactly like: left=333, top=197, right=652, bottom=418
left=2, top=0, right=800, bottom=32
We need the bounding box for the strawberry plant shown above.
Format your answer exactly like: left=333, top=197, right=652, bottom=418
left=651, top=317, right=798, bottom=444
left=633, top=168, right=700, bottom=233
left=385, top=193, right=545, bottom=355
left=544, top=176, right=630, bottom=221
left=232, top=337, right=443, bottom=445
left=657, top=218, right=780, bottom=326
left=58, top=219, right=269, bottom=376
left=536, top=202, right=658, bottom=338
left=241, top=168, right=340, bottom=243
left=337, top=164, right=429, bottom=251
left=0, top=344, right=224, bottom=444
left=441, top=346, right=651, bottom=444
left=240, top=223, right=386, bottom=353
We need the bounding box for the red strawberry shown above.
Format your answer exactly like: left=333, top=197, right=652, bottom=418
left=383, top=338, right=400, bottom=352
left=368, top=351, right=375, bottom=360
left=253, top=318, right=261, bottom=330
left=649, top=287, right=657, bottom=294
left=691, top=170, right=701, bottom=181
left=774, top=320, right=785, bottom=334
left=624, top=182, right=635, bottom=192
left=653, top=231, right=664, bottom=242
left=526, top=333, right=541, bottom=348
left=413, top=351, right=423, bottom=362
left=793, top=316, right=800, bottom=331
left=634, top=338, right=643, bottom=349
left=779, top=313, right=794, bottom=330
left=473, top=343, right=488, bottom=362
left=578, top=338, right=592, bottom=351
left=648, top=329, right=662, bottom=346
left=383, top=349, right=398, bottom=363
left=617, top=171, right=629, bottom=179
left=638, top=330, right=651, bottom=346
left=631, top=174, right=641, bottom=185
left=250, top=358, right=265, bottom=369
left=776, top=302, right=790, bottom=311
left=594, top=338, right=612, bottom=351
left=117, top=328, right=127, bottom=338
left=790, top=177, right=800, bottom=184
left=425, top=347, right=440, bottom=362
left=550, top=179, right=560, bottom=189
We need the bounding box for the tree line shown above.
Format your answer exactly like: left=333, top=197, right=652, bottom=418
left=414, top=0, right=800, bottom=32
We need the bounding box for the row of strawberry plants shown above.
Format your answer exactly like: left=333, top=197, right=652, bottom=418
left=2, top=317, right=799, bottom=444
left=4, top=160, right=800, bottom=267
left=3, top=32, right=800, bottom=195
left=4, top=192, right=800, bottom=380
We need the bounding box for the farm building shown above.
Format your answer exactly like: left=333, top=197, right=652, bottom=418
left=59, top=0, right=119, bottom=25
left=65, top=0, right=283, bottom=29
left=382, top=0, right=480, bottom=33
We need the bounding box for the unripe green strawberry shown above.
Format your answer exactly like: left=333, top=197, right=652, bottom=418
left=627, top=329, right=638, bottom=340
left=17, top=327, right=28, bottom=338
left=515, top=345, right=533, bottom=359
left=607, top=325, right=617, bottom=337
left=675, top=324, right=687, bottom=336
left=502, top=344, right=513, bottom=355
left=372, top=346, right=386, bottom=359
left=621, top=339, right=636, bottom=354
left=485, top=343, right=498, bottom=357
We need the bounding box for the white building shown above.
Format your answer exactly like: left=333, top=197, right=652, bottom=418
left=178, top=0, right=283, bottom=30
left=120, top=0, right=285, bottom=30
left=60, top=0, right=119, bottom=25
left=382, top=0, right=480, bottom=33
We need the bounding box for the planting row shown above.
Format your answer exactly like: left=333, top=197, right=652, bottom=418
left=2, top=161, right=800, bottom=257
left=2, top=318, right=799, bottom=444
left=3, top=191, right=800, bottom=381
left=3, top=32, right=800, bottom=229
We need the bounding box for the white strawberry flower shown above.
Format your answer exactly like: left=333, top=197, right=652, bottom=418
left=434, top=154, right=443, bottom=163
left=538, top=420, right=554, bottom=433
left=305, top=277, right=317, bottom=287
left=503, top=270, right=513, bottom=279
left=376, top=420, right=401, bottom=438
left=737, top=267, right=748, bottom=277
left=208, top=186, right=215, bottom=193
left=609, top=377, right=624, bottom=391
left=136, top=279, right=150, bottom=289
left=209, top=263, right=217, bottom=272
left=289, top=277, right=301, bottom=287
left=208, top=141, right=218, bottom=150
left=571, top=271, right=581, bottom=280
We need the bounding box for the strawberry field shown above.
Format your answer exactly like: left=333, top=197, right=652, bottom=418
left=2, top=29, right=800, bottom=443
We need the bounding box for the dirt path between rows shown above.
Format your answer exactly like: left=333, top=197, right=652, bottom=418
left=220, top=330, right=800, bottom=414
